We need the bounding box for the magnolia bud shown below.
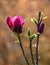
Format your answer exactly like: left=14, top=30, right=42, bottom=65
left=39, top=23, right=44, bottom=33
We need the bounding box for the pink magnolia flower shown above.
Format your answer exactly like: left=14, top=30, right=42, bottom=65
left=6, top=16, right=24, bottom=34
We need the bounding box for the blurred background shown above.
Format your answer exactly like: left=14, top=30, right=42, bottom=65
left=0, top=0, right=50, bottom=65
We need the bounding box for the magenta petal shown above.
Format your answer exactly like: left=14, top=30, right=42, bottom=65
left=7, top=17, right=13, bottom=28
left=17, top=16, right=24, bottom=25
left=12, top=16, right=17, bottom=23
left=12, top=16, right=20, bottom=26
left=14, top=18, right=21, bottom=26
left=12, top=16, right=24, bottom=26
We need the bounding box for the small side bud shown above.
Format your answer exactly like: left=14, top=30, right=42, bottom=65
left=11, top=34, right=14, bottom=36
left=38, top=56, right=41, bottom=60
left=32, top=44, right=36, bottom=48
left=42, top=16, right=48, bottom=20
left=31, top=18, right=38, bottom=25
left=15, top=40, right=19, bottom=44
left=26, top=44, right=29, bottom=48
left=30, top=34, right=37, bottom=39
left=27, top=28, right=31, bottom=37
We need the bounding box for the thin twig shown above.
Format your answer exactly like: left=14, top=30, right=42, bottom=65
left=17, top=35, right=30, bottom=65
left=36, top=33, right=40, bottom=65
left=36, top=11, right=41, bottom=65
left=29, top=38, right=35, bottom=65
